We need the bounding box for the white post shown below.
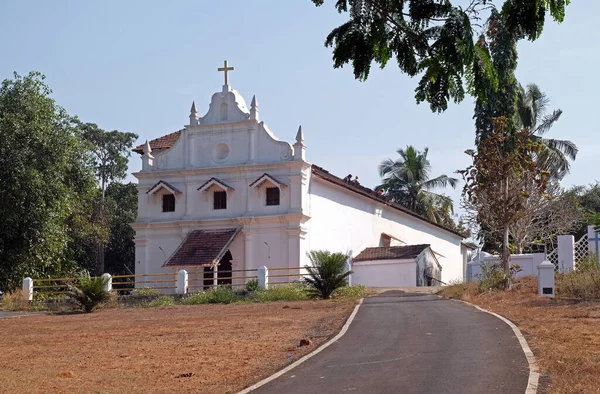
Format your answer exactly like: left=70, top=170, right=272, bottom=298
left=22, top=277, right=33, bottom=301
left=213, top=265, right=218, bottom=287
left=176, top=269, right=188, bottom=295
left=557, top=235, right=575, bottom=272
left=258, top=265, right=269, bottom=290
left=346, top=260, right=352, bottom=286
left=101, top=273, right=112, bottom=292
left=538, top=260, right=555, bottom=298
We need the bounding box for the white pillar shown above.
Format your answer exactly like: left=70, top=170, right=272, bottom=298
left=101, top=273, right=112, bottom=292
left=538, top=260, right=555, bottom=298
left=345, top=260, right=352, bottom=286
left=244, top=231, right=253, bottom=270
left=213, top=265, right=218, bottom=287
left=258, top=265, right=269, bottom=290
left=176, top=269, right=188, bottom=294
left=22, top=277, right=33, bottom=301
left=557, top=235, right=575, bottom=272
left=248, top=129, right=256, bottom=163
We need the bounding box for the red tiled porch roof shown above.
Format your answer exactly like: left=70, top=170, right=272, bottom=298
left=353, top=245, right=430, bottom=262
left=163, top=228, right=242, bottom=267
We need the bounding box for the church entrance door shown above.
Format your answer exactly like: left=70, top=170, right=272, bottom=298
left=203, top=250, right=233, bottom=288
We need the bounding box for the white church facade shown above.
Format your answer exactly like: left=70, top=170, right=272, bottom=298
left=131, top=63, right=469, bottom=289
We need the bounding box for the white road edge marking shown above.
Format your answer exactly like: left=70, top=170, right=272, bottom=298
left=456, top=300, right=540, bottom=394
left=237, top=298, right=364, bottom=394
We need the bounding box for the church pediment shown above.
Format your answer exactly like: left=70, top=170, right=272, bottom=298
left=134, top=61, right=302, bottom=172
left=197, top=86, right=250, bottom=125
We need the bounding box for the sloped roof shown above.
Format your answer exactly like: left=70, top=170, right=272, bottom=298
left=249, top=173, right=287, bottom=188
left=197, top=177, right=234, bottom=192
left=133, top=130, right=183, bottom=154
left=146, top=180, right=181, bottom=195
left=163, top=228, right=241, bottom=267
left=353, top=245, right=431, bottom=262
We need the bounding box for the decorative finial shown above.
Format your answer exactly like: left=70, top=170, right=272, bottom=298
left=295, top=125, right=304, bottom=144
left=250, top=95, right=259, bottom=121
left=293, top=125, right=306, bottom=161
left=143, top=140, right=152, bottom=155
left=217, top=60, right=234, bottom=86
left=189, top=101, right=199, bottom=125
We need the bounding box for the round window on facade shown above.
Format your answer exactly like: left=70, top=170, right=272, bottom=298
left=213, top=143, right=230, bottom=161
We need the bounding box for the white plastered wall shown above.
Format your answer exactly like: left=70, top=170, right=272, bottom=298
left=307, top=176, right=465, bottom=283
left=352, top=259, right=417, bottom=287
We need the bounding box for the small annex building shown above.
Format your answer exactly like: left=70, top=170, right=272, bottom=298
left=352, top=245, right=442, bottom=288
left=130, top=62, right=469, bottom=291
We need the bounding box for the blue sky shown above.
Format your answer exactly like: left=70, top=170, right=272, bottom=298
left=1, top=1, right=597, bottom=219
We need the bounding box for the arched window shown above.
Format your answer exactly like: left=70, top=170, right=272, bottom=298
left=220, top=103, right=228, bottom=121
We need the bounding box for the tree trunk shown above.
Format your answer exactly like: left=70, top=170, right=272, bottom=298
left=502, top=223, right=511, bottom=289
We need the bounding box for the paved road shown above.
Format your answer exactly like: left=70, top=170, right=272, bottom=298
left=253, top=291, right=529, bottom=394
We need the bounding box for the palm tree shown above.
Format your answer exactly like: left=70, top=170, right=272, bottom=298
left=377, top=146, right=458, bottom=224
left=517, top=83, right=578, bottom=179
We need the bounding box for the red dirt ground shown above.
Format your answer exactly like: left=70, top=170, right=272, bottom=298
left=0, top=300, right=355, bottom=394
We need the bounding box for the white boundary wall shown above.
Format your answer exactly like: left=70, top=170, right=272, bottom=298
left=467, top=253, right=546, bottom=281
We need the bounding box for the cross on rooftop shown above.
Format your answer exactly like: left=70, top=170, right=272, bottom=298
left=218, top=60, right=234, bottom=86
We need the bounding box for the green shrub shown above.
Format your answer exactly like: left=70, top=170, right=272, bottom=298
left=477, top=262, right=508, bottom=292
left=146, top=295, right=175, bottom=307
left=304, top=250, right=352, bottom=299
left=183, top=286, right=238, bottom=305
left=332, top=285, right=367, bottom=299
left=245, top=279, right=259, bottom=292
left=249, top=283, right=309, bottom=302
left=67, top=271, right=110, bottom=313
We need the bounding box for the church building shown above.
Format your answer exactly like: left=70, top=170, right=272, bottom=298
left=131, top=62, right=469, bottom=289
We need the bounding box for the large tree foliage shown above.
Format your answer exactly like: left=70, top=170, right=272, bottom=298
left=80, top=123, right=137, bottom=199
left=104, top=182, right=137, bottom=276
left=0, top=72, right=97, bottom=291
left=377, top=146, right=458, bottom=225
left=474, top=8, right=519, bottom=142
left=80, top=123, right=137, bottom=274
left=311, top=0, right=569, bottom=112
left=459, top=118, right=548, bottom=286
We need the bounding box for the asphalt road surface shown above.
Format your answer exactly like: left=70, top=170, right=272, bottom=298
left=253, top=291, right=529, bottom=394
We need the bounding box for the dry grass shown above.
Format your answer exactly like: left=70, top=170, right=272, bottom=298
left=441, top=277, right=600, bottom=393
left=0, top=300, right=355, bottom=394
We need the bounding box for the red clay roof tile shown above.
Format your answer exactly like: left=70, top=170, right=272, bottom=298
left=163, top=228, right=242, bottom=267
left=353, top=245, right=430, bottom=262
left=133, top=130, right=183, bottom=154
